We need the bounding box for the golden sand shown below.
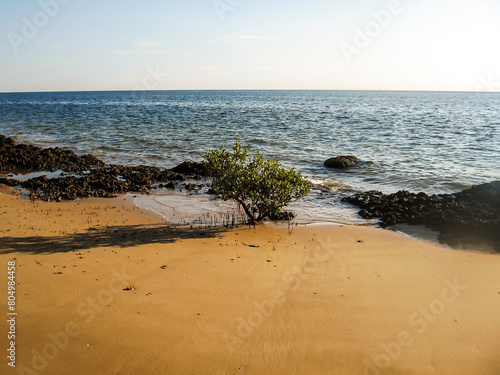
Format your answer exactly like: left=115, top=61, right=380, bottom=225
left=1, top=189, right=499, bottom=374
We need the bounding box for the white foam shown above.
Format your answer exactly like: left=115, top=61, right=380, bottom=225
left=131, top=191, right=248, bottom=225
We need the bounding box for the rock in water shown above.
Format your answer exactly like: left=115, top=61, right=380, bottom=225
left=171, top=161, right=208, bottom=176
left=324, top=156, right=359, bottom=169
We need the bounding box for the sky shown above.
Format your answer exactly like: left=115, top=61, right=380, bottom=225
left=1, top=0, right=500, bottom=92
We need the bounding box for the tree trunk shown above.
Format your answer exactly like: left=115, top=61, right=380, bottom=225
left=235, top=199, right=258, bottom=224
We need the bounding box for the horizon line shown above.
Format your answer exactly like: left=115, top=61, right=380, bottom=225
left=1, top=89, right=499, bottom=95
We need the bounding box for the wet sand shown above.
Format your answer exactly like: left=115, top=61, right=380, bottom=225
left=1, top=189, right=499, bottom=375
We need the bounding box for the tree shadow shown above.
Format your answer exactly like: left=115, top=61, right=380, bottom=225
left=0, top=223, right=226, bottom=255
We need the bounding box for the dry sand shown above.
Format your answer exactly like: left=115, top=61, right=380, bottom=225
left=0, top=188, right=499, bottom=375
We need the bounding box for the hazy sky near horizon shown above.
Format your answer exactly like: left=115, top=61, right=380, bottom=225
left=1, top=0, right=499, bottom=92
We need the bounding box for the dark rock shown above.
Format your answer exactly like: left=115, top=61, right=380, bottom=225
left=156, top=170, right=185, bottom=182
left=342, top=181, right=500, bottom=251
left=0, top=177, right=21, bottom=186
left=0, top=135, right=105, bottom=173
left=165, top=181, right=176, bottom=189
left=19, top=163, right=190, bottom=202
left=324, top=156, right=359, bottom=169
left=171, top=161, right=207, bottom=177
left=0, top=135, right=212, bottom=202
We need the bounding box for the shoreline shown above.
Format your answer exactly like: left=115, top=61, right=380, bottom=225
left=5, top=181, right=497, bottom=254
left=1, top=188, right=500, bottom=374
left=2, top=134, right=499, bottom=252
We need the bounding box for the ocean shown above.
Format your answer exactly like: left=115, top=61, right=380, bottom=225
left=1, top=90, right=499, bottom=224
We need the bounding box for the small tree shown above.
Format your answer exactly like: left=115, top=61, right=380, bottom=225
left=204, top=141, right=311, bottom=224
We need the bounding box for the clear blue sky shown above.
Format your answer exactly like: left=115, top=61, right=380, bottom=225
left=1, top=0, right=499, bottom=92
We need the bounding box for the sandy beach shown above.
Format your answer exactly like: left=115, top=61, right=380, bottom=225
left=1, top=188, right=499, bottom=375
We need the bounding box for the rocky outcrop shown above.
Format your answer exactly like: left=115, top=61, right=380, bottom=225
left=0, top=135, right=205, bottom=201
left=0, top=134, right=104, bottom=173
left=342, top=181, right=500, bottom=251
left=20, top=165, right=187, bottom=201
left=171, top=161, right=208, bottom=177
left=0, top=177, right=21, bottom=186
left=324, top=156, right=359, bottom=169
